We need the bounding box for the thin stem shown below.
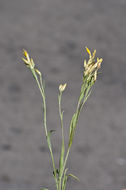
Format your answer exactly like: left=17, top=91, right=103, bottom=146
left=35, top=74, right=47, bottom=135
left=58, top=92, right=65, bottom=190
left=34, top=73, right=58, bottom=187
left=60, top=81, right=91, bottom=183
left=60, top=148, right=70, bottom=182
left=59, top=93, right=65, bottom=155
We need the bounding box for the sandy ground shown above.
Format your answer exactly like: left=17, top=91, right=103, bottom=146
left=0, top=0, right=126, bottom=189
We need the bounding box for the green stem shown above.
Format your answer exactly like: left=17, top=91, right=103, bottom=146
left=58, top=92, right=65, bottom=190
left=60, top=81, right=92, bottom=185
left=33, top=71, right=58, bottom=188
left=62, top=148, right=70, bottom=174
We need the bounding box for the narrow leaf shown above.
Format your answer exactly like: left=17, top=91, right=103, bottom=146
left=68, top=113, right=77, bottom=147
left=46, top=135, right=51, bottom=150
left=46, top=130, right=55, bottom=150
left=68, top=173, right=80, bottom=181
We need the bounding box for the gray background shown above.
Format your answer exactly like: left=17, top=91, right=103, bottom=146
left=0, top=0, right=126, bottom=190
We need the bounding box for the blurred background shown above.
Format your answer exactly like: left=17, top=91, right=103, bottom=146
left=0, top=0, right=126, bottom=189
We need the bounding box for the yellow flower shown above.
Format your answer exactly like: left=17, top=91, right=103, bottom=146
left=59, top=83, right=67, bottom=92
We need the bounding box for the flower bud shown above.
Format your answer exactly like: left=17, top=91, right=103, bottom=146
left=59, top=83, right=67, bottom=92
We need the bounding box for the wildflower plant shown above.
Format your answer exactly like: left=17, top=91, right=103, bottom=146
left=22, top=47, right=102, bottom=190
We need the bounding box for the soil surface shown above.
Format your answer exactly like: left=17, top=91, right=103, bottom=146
left=0, top=0, right=126, bottom=190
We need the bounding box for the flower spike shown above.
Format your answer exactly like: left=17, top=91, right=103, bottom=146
left=84, top=47, right=103, bottom=81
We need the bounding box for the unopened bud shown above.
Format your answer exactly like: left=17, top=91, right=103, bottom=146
left=85, top=47, right=91, bottom=58
left=94, top=71, right=97, bottom=82
left=59, top=83, right=67, bottom=92
left=35, top=69, right=41, bottom=76
left=23, top=49, right=30, bottom=63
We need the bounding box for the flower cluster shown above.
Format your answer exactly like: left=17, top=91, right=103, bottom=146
left=22, top=49, right=35, bottom=69
left=22, top=49, right=41, bottom=76
left=84, top=47, right=103, bottom=82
